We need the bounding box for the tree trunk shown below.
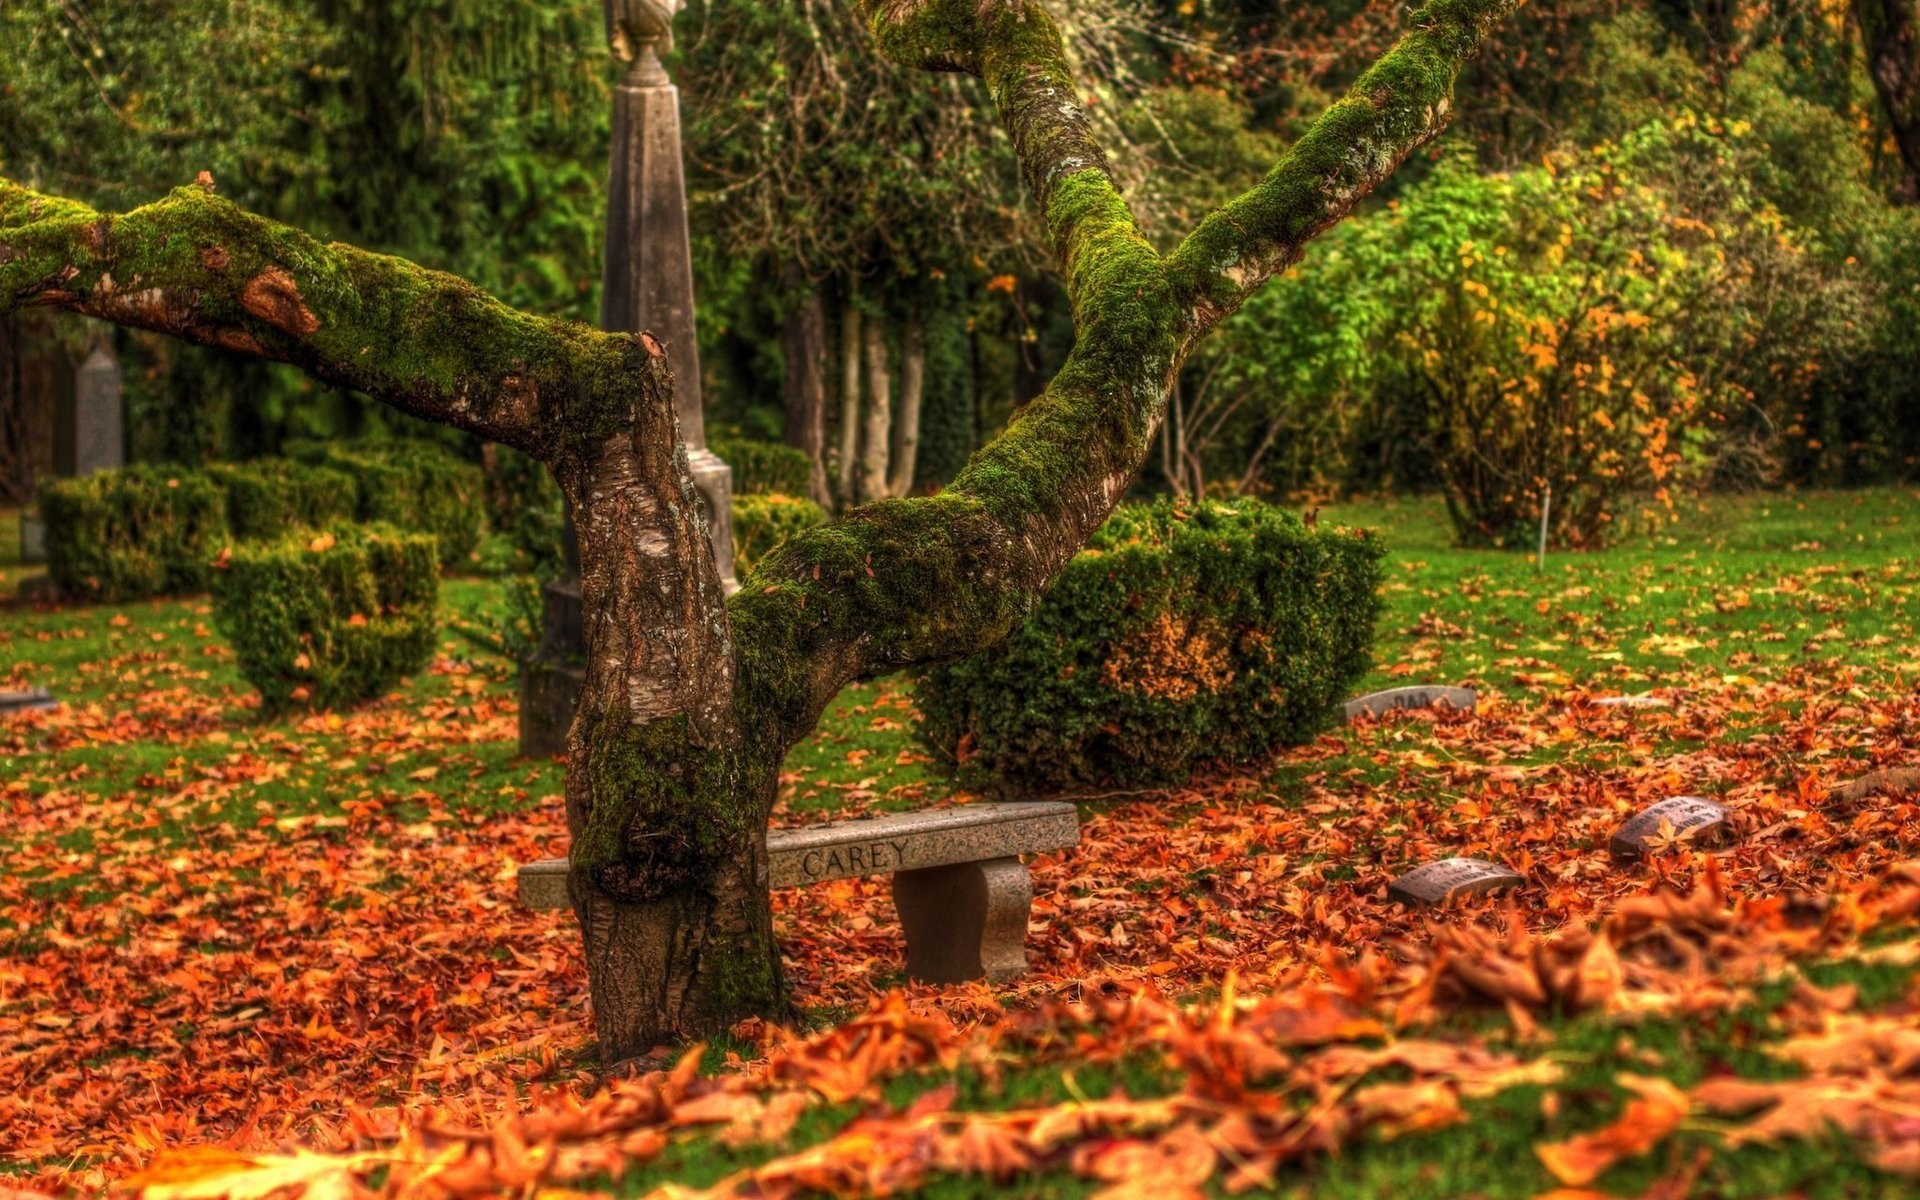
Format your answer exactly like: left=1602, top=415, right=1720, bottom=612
left=857, top=317, right=892, bottom=504
left=888, top=312, right=925, bottom=498
left=1859, top=0, right=1920, bottom=202
left=781, top=268, right=833, bottom=509
left=558, top=400, right=787, bottom=1064
left=835, top=300, right=862, bottom=508
left=0, top=313, right=28, bottom=507
left=0, top=312, right=54, bottom=507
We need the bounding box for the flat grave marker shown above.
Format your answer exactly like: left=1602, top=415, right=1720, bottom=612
left=1608, top=796, right=1729, bottom=857
left=1593, top=693, right=1667, bottom=709
left=1344, top=685, right=1477, bottom=722
left=0, top=688, right=59, bottom=715
left=1387, top=856, right=1524, bottom=907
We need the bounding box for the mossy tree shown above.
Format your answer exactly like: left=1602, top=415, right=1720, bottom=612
left=0, top=0, right=1520, bottom=1064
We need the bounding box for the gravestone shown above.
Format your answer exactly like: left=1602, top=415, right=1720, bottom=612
left=1594, top=693, right=1667, bottom=709
left=1387, top=856, right=1524, bottom=906
left=520, top=801, right=1081, bottom=983
left=20, top=342, right=124, bottom=565
left=1345, top=685, right=1477, bottom=721
left=1608, top=796, right=1729, bottom=857
left=0, top=688, right=59, bottom=714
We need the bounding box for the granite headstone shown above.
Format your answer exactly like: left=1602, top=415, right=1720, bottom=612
left=1387, top=856, right=1524, bottom=906
left=1608, top=796, right=1729, bottom=857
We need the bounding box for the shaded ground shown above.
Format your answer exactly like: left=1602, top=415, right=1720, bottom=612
left=2, top=491, right=1918, bottom=1197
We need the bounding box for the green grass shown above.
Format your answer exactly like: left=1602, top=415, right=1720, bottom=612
left=1336, top=489, right=1920, bottom=692
left=9, top=489, right=1920, bottom=852
left=7, top=490, right=1920, bottom=1193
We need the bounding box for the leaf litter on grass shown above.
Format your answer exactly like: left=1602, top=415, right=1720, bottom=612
left=3, top=539, right=1920, bottom=1196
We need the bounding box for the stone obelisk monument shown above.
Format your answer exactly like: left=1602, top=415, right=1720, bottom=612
left=600, top=0, right=735, bottom=578
left=519, top=0, right=735, bottom=757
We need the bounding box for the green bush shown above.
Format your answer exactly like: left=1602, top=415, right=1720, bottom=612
left=40, top=466, right=228, bottom=601
left=289, top=440, right=485, bottom=568
left=710, top=436, right=813, bottom=497
left=205, top=459, right=358, bottom=541
left=732, top=493, right=827, bottom=576
left=213, top=524, right=440, bottom=709
left=915, top=499, right=1385, bottom=793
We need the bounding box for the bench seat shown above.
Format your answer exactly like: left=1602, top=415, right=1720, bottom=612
left=518, top=800, right=1079, bottom=984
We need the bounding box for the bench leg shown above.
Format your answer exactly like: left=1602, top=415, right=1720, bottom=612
left=891, top=856, right=1032, bottom=984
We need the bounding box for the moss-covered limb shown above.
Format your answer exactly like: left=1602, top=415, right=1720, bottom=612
left=0, top=179, right=662, bottom=459
left=858, top=1, right=1130, bottom=266
left=1858, top=0, right=1920, bottom=202
left=1164, top=0, right=1520, bottom=335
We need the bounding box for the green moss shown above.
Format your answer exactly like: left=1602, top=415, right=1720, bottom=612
left=573, top=710, right=764, bottom=902
left=697, top=927, right=788, bottom=1025
left=0, top=179, right=661, bottom=460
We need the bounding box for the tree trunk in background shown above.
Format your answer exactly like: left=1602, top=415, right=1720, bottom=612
left=888, top=313, right=925, bottom=497
left=1860, top=0, right=1920, bottom=202
left=0, top=313, right=55, bottom=507
left=857, top=318, right=892, bottom=503
left=781, top=271, right=832, bottom=508
left=835, top=300, right=862, bottom=507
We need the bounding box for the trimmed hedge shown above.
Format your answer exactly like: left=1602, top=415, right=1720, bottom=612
left=914, top=498, right=1386, bottom=793
left=710, top=436, right=813, bottom=497
left=39, top=467, right=228, bottom=602
left=213, top=524, right=440, bottom=709
left=732, top=493, right=827, bottom=576
left=206, top=459, right=358, bottom=541
left=288, top=440, right=486, bottom=568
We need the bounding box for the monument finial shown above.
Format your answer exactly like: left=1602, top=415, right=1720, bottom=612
left=606, top=0, right=682, bottom=60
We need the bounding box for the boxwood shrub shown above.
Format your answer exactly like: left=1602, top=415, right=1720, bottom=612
left=914, top=498, right=1386, bottom=793
left=40, top=466, right=228, bottom=602
left=289, top=440, right=485, bottom=568
left=710, top=436, right=813, bottom=497
left=213, top=524, right=440, bottom=709
left=732, top=493, right=827, bottom=575
left=206, top=459, right=358, bottom=541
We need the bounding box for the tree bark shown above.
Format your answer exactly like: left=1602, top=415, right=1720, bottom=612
left=553, top=344, right=784, bottom=1065
left=1859, top=0, right=1920, bottom=202
left=857, top=316, right=892, bottom=503
left=780, top=268, right=833, bottom=508
left=1, top=0, right=1520, bottom=1060
left=888, top=312, right=925, bottom=497
left=0, top=312, right=54, bottom=507
left=834, top=299, right=862, bottom=507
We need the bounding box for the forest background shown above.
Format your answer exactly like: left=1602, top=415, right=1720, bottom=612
left=6, top=0, right=1917, bottom=556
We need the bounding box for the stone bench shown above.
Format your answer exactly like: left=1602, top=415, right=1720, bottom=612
left=519, top=801, right=1079, bottom=984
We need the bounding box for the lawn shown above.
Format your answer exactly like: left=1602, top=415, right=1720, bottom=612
left=2, top=490, right=1918, bottom=1198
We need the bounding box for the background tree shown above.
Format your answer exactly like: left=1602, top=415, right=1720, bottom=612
left=0, top=0, right=1517, bottom=1063
left=1858, top=0, right=1920, bottom=200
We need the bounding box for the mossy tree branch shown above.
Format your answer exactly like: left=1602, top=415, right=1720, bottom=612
left=1165, top=0, right=1522, bottom=335
left=0, top=178, right=662, bottom=460
left=735, top=0, right=1518, bottom=746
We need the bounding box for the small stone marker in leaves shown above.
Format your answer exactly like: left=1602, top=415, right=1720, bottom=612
left=1594, top=693, right=1667, bottom=709
left=0, top=688, right=58, bottom=715
left=1344, top=685, right=1477, bottom=722
left=1387, top=857, right=1524, bottom=907
left=1608, top=796, right=1729, bottom=857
